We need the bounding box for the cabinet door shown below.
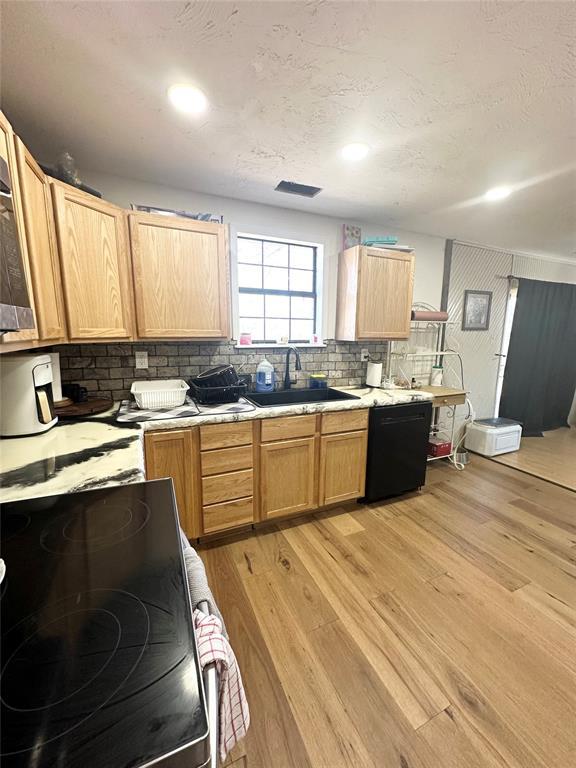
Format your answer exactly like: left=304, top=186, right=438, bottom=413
left=0, top=111, right=39, bottom=345
left=51, top=182, right=134, bottom=341
left=144, top=428, right=201, bottom=538
left=260, top=437, right=317, bottom=520
left=357, top=248, right=414, bottom=339
left=319, top=430, right=368, bottom=506
left=129, top=213, right=230, bottom=339
left=15, top=138, right=66, bottom=341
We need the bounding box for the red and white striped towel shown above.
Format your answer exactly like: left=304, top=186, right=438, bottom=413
left=194, top=609, right=250, bottom=762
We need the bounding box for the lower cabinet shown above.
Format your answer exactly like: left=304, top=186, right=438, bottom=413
left=319, top=430, right=368, bottom=506
left=202, top=469, right=253, bottom=506
left=203, top=497, right=254, bottom=535
left=199, top=422, right=255, bottom=535
left=144, top=428, right=201, bottom=539
left=144, top=410, right=369, bottom=538
left=260, top=436, right=318, bottom=520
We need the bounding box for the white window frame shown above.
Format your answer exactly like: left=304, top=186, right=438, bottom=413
left=232, top=231, right=325, bottom=348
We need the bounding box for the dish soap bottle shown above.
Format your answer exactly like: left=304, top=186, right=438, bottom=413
left=255, top=357, right=275, bottom=392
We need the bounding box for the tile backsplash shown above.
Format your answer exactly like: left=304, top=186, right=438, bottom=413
left=56, top=341, right=389, bottom=401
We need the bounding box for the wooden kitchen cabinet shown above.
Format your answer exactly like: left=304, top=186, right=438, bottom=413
left=319, top=430, right=368, bottom=506
left=200, top=421, right=257, bottom=534
left=336, top=246, right=415, bottom=340
left=14, top=137, right=67, bottom=341
left=0, top=111, right=39, bottom=347
left=260, top=436, right=318, bottom=519
left=199, top=421, right=252, bottom=451
left=201, top=444, right=253, bottom=476
left=129, top=213, right=230, bottom=339
left=321, top=408, right=369, bottom=435
left=260, top=414, right=317, bottom=442
left=199, top=420, right=255, bottom=534
left=144, top=411, right=368, bottom=537
left=202, top=469, right=253, bottom=506
left=203, top=497, right=254, bottom=535
left=51, top=181, right=134, bottom=341
left=144, top=428, right=201, bottom=538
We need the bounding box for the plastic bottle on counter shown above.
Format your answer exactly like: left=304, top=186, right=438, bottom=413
left=255, top=358, right=275, bottom=392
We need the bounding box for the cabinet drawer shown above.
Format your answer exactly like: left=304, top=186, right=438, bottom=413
left=260, top=414, right=317, bottom=442
left=200, top=421, right=253, bottom=451
left=432, top=393, right=466, bottom=408
left=201, top=444, right=253, bottom=477
left=203, top=497, right=254, bottom=534
left=202, top=468, right=253, bottom=505
left=321, top=409, right=369, bottom=434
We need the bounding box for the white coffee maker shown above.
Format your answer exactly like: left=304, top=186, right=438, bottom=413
left=0, top=354, right=58, bottom=436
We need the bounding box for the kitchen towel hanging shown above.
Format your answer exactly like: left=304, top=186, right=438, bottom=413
left=194, top=609, right=250, bottom=762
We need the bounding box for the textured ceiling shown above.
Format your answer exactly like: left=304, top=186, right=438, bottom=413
left=1, top=1, right=575, bottom=258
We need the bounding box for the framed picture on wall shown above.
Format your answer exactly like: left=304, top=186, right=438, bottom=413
left=342, top=223, right=361, bottom=250
left=462, top=290, right=492, bottom=330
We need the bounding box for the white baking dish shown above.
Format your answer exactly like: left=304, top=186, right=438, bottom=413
left=130, top=379, right=189, bottom=410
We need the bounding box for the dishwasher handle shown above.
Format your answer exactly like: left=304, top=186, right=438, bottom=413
left=374, top=414, right=427, bottom=425
left=198, top=600, right=219, bottom=768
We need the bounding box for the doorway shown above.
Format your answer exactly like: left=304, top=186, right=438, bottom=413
left=494, top=279, right=518, bottom=417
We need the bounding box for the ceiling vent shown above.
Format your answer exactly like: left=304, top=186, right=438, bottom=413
left=275, top=180, right=322, bottom=198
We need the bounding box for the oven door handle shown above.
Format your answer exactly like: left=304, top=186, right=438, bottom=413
left=198, top=600, right=219, bottom=768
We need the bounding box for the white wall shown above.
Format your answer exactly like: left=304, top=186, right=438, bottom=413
left=512, top=254, right=576, bottom=285
left=444, top=243, right=513, bottom=420
left=82, top=170, right=446, bottom=338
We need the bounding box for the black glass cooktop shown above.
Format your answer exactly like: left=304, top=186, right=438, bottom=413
left=0, top=480, right=208, bottom=768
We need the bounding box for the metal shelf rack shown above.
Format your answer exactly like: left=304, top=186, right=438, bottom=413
left=388, top=320, right=465, bottom=464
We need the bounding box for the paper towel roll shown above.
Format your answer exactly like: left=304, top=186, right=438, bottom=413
left=366, top=362, right=383, bottom=387
left=411, top=310, right=449, bottom=321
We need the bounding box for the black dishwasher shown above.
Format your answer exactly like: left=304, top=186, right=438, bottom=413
left=363, top=401, right=433, bottom=502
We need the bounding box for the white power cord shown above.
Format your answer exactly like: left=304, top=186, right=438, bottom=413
left=448, top=396, right=476, bottom=470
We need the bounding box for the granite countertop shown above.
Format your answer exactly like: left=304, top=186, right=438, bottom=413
left=137, top=386, right=432, bottom=431
left=0, top=387, right=432, bottom=503
left=0, top=417, right=145, bottom=503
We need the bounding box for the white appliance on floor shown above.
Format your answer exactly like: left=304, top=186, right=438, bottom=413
left=465, top=418, right=522, bottom=457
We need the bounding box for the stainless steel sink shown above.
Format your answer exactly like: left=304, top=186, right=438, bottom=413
left=245, top=387, right=361, bottom=408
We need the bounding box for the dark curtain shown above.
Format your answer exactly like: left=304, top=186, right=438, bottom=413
left=499, top=277, right=576, bottom=436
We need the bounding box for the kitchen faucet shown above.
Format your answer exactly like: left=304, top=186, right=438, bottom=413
left=283, top=346, right=302, bottom=389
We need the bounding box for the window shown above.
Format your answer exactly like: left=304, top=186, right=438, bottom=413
left=237, top=235, right=320, bottom=343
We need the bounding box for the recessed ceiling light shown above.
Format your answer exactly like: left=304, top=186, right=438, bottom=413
left=484, top=185, right=512, bottom=202
left=341, top=143, right=370, bottom=161
left=168, top=84, right=208, bottom=114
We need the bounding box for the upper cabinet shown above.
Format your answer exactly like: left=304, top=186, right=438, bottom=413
left=51, top=182, right=134, bottom=341
left=14, top=137, right=67, bottom=342
left=0, top=112, right=39, bottom=346
left=129, top=213, right=230, bottom=339
left=1, top=112, right=234, bottom=350
left=336, top=246, right=415, bottom=340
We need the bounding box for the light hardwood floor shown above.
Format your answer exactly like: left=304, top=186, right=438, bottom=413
left=491, top=426, right=576, bottom=491
left=199, top=456, right=576, bottom=768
